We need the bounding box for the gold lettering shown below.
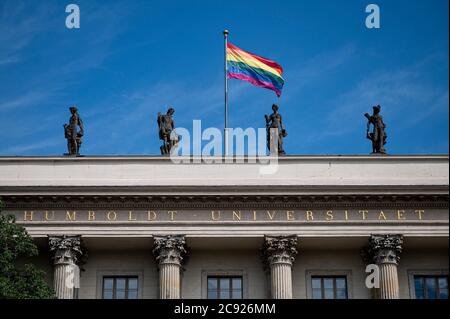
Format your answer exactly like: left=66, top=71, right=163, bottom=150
left=344, top=210, right=349, bottom=220
left=44, top=211, right=55, bottom=221
left=415, top=209, right=425, bottom=220
left=23, top=211, right=34, bottom=221
left=147, top=211, right=156, bottom=221
left=128, top=211, right=136, bottom=221
left=107, top=211, right=117, bottom=221
left=66, top=211, right=76, bottom=221
left=232, top=211, right=241, bottom=221
left=266, top=211, right=276, bottom=220
left=211, top=210, right=221, bottom=221
left=253, top=210, right=257, bottom=221
left=359, top=210, right=368, bottom=220
left=88, top=211, right=96, bottom=221
left=378, top=211, right=387, bottom=220
left=286, top=211, right=295, bottom=221
left=306, top=211, right=314, bottom=221
left=168, top=211, right=177, bottom=221
left=326, top=210, right=333, bottom=221
left=397, top=210, right=405, bottom=220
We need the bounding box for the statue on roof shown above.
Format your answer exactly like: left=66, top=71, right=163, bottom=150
left=265, top=104, right=287, bottom=155
left=64, top=106, right=84, bottom=156
left=158, top=107, right=179, bottom=155
left=364, top=104, right=387, bottom=154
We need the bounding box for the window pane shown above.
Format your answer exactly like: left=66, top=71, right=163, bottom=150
left=415, top=287, right=425, bottom=299
left=438, top=277, right=448, bottom=289
left=324, top=288, right=334, bottom=299
left=232, top=290, right=242, bottom=299
left=438, top=289, right=448, bottom=299
left=116, top=290, right=126, bottom=299
left=219, top=290, right=230, bottom=299
left=426, top=278, right=437, bottom=299
left=414, top=277, right=424, bottom=290
left=208, top=290, right=218, bottom=299
left=128, top=278, right=138, bottom=290
left=103, top=278, right=113, bottom=290
left=220, top=278, right=230, bottom=290
left=102, top=276, right=138, bottom=300
left=103, top=290, right=113, bottom=299
left=336, top=278, right=346, bottom=289
left=312, top=278, right=321, bottom=289
left=425, top=277, right=436, bottom=289
left=312, top=288, right=322, bottom=299
left=208, top=278, right=217, bottom=289
left=208, top=277, right=242, bottom=300
left=232, top=278, right=242, bottom=290
left=116, top=279, right=126, bottom=290
left=127, top=290, right=138, bottom=299
left=323, top=278, right=333, bottom=289
left=336, top=289, right=347, bottom=299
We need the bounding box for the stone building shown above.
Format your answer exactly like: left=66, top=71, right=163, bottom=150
left=0, top=155, right=448, bottom=299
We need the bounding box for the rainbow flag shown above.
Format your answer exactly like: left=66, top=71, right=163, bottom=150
left=226, top=42, right=284, bottom=97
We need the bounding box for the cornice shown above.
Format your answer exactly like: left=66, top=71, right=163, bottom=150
left=0, top=185, right=448, bottom=196
left=0, top=154, right=448, bottom=162
left=2, top=194, right=448, bottom=209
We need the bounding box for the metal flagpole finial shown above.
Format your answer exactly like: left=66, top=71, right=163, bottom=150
left=223, top=29, right=229, bottom=37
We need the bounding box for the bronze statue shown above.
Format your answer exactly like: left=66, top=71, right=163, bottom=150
left=265, top=104, right=287, bottom=155
left=364, top=105, right=387, bottom=154
left=158, top=107, right=178, bottom=155
left=63, top=106, right=84, bottom=156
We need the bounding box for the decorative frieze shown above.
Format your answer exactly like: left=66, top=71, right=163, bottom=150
left=2, top=193, right=448, bottom=210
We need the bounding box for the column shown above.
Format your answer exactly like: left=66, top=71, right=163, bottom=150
left=48, top=235, right=85, bottom=299
left=363, top=234, right=404, bottom=299
left=262, top=235, right=298, bottom=299
left=152, top=235, right=188, bottom=299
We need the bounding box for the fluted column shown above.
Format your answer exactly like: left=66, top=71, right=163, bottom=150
left=363, top=234, right=404, bottom=299
left=48, top=235, right=85, bottom=299
left=262, top=235, right=298, bottom=299
left=152, top=235, right=188, bottom=299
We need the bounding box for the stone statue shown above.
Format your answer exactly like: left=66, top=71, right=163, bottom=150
left=63, top=106, right=84, bottom=156
left=265, top=104, right=287, bottom=155
left=364, top=105, right=387, bottom=154
left=158, top=107, right=179, bottom=155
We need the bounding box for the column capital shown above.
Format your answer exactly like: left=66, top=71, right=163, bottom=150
left=362, top=234, right=404, bottom=265
left=263, top=235, right=298, bottom=267
left=152, top=235, right=188, bottom=267
left=48, top=235, right=85, bottom=266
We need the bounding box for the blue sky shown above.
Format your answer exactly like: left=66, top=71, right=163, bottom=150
left=0, top=0, right=448, bottom=155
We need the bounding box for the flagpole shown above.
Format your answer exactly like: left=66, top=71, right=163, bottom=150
left=223, top=29, right=229, bottom=156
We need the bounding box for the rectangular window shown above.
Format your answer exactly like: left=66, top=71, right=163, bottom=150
left=414, top=275, right=448, bottom=299
left=102, top=276, right=139, bottom=299
left=207, top=276, right=243, bottom=299
left=311, top=276, right=348, bottom=299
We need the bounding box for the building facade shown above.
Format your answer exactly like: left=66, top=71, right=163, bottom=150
left=0, top=155, right=448, bottom=299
